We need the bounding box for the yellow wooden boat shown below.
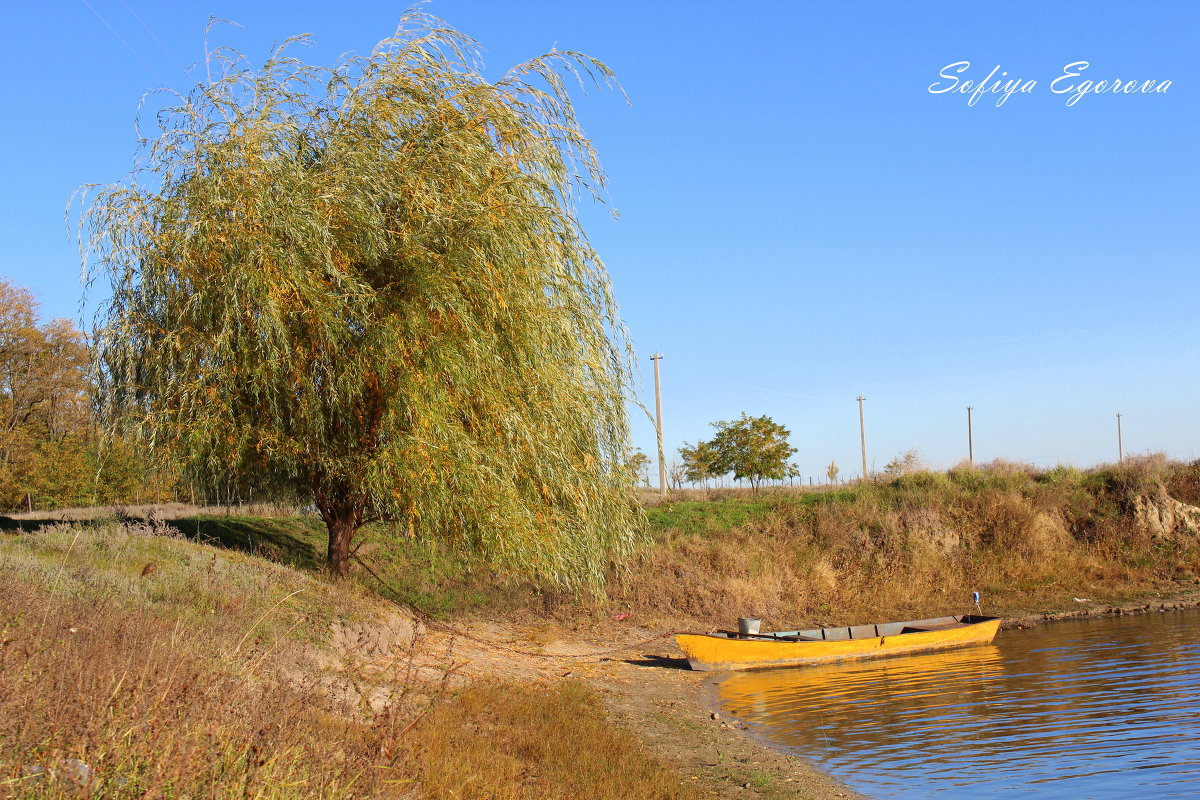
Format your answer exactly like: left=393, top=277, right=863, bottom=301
left=675, top=614, right=1001, bottom=671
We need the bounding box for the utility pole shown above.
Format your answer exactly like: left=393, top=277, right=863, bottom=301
left=1116, top=413, right=1124, bottom=464
left=651, top=353, right=667, bottom=498
left=857, top=395, right=868, bottom=482
left=967, top=405, right=974, bottom=466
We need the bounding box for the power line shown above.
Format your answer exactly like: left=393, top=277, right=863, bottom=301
left=79, top=0, right=169, bottom=86
left=117, top=0, right=189, bottom=75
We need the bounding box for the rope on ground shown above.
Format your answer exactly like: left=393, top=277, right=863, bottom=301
left=352, top=554, right=680, bottom=660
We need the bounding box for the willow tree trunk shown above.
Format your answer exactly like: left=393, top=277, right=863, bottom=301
left=315, top=488, right=364, bottom=578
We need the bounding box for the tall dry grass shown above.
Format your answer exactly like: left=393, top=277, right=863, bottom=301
left=606, top=456, right=1200, bottom=629
left=0, top=579, right=418, bottom=798
left=0, top=522, right=424, bottom=798
left=408, top=681, right=700, bottom=800
left=0, top=522, right=705, bottom=799
left=4, top=501, right=306, bottom=522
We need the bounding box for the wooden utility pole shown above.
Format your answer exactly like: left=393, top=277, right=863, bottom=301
left=1116, top=413, right=1124, bottom=464
left=651, top=353, right=667, bottom=498
left=967, top=405, right=974, bottom=466
left=857, top=395, right=868, bottom=482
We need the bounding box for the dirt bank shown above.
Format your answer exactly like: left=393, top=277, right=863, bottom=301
left=1000, top=588, right=1200, bottom=628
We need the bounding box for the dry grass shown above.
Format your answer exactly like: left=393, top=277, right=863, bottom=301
left=604, top=456, right=1200, bottom=630
left=0, top=523, right=417, bottom=798
left=4, top=459, right=1199, bottom=797
left=5, top=501, right=306, bottom=522
left=0, top=522, right=710, bottom=799
left=408, top=681, right=700, bottom=800
left=0, top=581, right=415, bottom=798
left=51, top=458, right=1195, bottom=636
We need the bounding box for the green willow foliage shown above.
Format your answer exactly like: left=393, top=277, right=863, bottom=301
left=81, top=13, right=643, bottom=583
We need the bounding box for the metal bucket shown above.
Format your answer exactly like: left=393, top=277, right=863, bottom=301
left=738, top=617, right=762, bottom=636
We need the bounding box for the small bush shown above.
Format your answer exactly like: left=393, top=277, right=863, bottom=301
left=1166, top=460, right=1200, bottom=506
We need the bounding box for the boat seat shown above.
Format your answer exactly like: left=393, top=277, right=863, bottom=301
left=901, top=622, right=965, bottom=633
left=716, top=630, right=823, bottom=642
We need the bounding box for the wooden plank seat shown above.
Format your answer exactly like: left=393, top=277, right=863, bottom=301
left=716, top=630, right=824, bottom=642
left=901, top=621, right=966, bottom=634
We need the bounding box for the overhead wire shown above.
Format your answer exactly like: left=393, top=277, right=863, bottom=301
left=117, top=0, right=191, bottom=76
left=78, top=0, right=169, bottom=87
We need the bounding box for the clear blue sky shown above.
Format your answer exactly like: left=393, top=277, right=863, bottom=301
left=3, top=1, right=1197, bottom=478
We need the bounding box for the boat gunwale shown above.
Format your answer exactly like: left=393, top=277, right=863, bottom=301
left=678, top=614, right=999, bottom=643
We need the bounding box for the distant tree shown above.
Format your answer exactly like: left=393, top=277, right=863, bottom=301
left=826, top=460, right=839, bottom=484
left=668, top=458, right=685, bottom=491
left=884, top=448, right=926, bottom=477
left=702, top=413, right=797, bottom=491
left=80, top=14, right=641, bottom=581
left=0, top=279, right=92, bottom=510
left=628, top=450, right=651, bottom=488
left=679, top=440, right=716, bottom=487
left=0, top=278, right=181, bottom=511
left=787, top=462, right=800, bottom=486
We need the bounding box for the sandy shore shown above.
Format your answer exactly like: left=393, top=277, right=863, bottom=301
left=587, top=641, right=865, bottom=799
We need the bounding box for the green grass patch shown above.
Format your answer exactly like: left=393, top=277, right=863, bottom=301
left=645, top=499, right=774, bottom=536
left=168, top=514, right=326, bottom=570
left=161, top=515, right=508, bottom=619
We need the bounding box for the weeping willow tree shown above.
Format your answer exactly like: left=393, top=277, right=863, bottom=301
left=80, top=13, right=643, bottom=583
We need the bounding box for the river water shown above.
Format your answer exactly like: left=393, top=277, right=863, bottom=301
left=713, top=610, right=1200, bottom=798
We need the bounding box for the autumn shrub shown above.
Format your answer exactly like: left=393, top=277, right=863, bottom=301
left=1166, top=460, right=1200, bottom=506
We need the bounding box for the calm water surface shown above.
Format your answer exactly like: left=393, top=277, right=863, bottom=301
left=714, top=610, right=1200, bottom=798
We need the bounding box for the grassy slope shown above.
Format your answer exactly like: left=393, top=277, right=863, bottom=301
left=0, top=522, right=700, bottom=800
left=148, top=458, right=1200, bottom=631
left=621, top=458, right=1200, bottom=628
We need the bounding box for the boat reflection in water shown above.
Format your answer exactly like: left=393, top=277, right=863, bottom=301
left=716, top=644, right=1005, bottom=753
left=713, top=611, right=1200, bottom=799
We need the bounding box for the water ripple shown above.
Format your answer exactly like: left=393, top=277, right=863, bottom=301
left=715, top=610, right=1200, bottom=799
